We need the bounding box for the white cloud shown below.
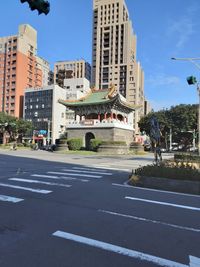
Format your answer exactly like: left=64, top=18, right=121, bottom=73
left=166, top=3, right=199, bottom=49
left=167, top=18, right=194, bottom=49
left=146, top=73, right=180, bottom=87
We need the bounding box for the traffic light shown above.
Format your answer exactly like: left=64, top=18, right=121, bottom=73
left=20, top=0, right=50, bottom=15
left=186, top=76, right=197, bottom=85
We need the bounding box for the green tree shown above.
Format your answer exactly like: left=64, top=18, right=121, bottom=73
left=0, top=112, right=32, bottom=144
left=138, top=104, right=198, bottom=148
left=15, top=119, right=33, bottom=143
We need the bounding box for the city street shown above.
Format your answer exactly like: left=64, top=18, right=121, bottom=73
left=0, top=150, right=199, bottom=267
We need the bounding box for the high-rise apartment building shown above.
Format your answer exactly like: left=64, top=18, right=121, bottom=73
left=0, top=24, right=50, bottom=118
left=92, top=0, right=144, bottom=133
left=54, top=60, right=91, bottom=88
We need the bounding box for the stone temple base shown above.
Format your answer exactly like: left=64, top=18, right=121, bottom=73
left=66, top=126, right=134, bottom=147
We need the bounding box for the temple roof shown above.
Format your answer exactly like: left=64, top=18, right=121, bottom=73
left=58, top=86, right=140, bottom=111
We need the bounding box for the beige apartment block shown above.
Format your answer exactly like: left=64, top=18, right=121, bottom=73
left=54, top=59, right=91, bottom=88
left=36, top=56, right=51, bottom=87
left=92, top=0, right=145, bottom=133
left=0, top=24, right=50, bottom=118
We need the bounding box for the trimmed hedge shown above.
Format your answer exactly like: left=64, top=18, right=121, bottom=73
left=67, top=138, right=83, bottom=150
left=134, top=163, right=200, bottom=181
left=89, top=139, right=102, bottom=151
left=174, top=153, right=200, bottom=162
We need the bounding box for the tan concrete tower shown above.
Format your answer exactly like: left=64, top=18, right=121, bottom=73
left=92, top=0, right=144, bottom=133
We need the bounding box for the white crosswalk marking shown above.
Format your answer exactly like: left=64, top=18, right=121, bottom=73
left=0, top=183, right=52, bottom=194
left=9, top=178, right=71, bottom=188
left=90, top=165, right=129, bottom=171
left=48, top=171, right=102, bottom=179
left=0, top=194, right=24, bottom=203
left=31, top=174, right=89, bottom=182
left=72, top=167, right=112, bottom=173
left=62, top=168, right=112, bottom=176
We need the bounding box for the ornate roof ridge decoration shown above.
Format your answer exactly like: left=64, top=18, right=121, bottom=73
left=58, top=85, right=141, bottom=112
left=106, top=84, right=118, bottom=99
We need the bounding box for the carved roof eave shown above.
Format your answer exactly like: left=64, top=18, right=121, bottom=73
left=117, top=96, right=142, bottom=112
left=58, top=94, right=117, bottom=107
left=58, top=94, right=140, bottom=112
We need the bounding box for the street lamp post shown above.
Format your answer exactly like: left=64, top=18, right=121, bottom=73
left=47, top=120, right=51, bottom=145
left=171, top=57, right=200, bottom=155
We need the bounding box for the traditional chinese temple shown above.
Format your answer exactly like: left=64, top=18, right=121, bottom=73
left=58, top=86, right=139, bottom=149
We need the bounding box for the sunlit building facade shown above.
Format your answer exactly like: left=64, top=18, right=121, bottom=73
left=0, top=24, right=50, bottom=118
left=92, top=0, right=144, bottom=133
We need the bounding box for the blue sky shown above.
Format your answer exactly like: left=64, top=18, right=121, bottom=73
left=1, top=0, right=200, bottom=111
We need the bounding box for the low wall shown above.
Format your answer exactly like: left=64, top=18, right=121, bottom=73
left=97, top=144, right=129, bottom=155
left=129, top=175, right=200, bottom=195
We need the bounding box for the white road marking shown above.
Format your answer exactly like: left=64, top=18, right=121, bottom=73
left=99, top=209, right=200, bottom=233
left=31, top=174, right=89, bottom=182
left=62, top=168, right=112, bottom=176
left=73, top=167, right=112, bottom=173
left=91, top=165, right=129, bottom=171
left=32, top=174, right=58, bottom=179
left=52, top=230, right=188, bottom=267
left=9, top=178, right=71, bottom=188
left=48, top=171, right=102, bottom=179
left=125, top=197, right=200, bottom=211
left=112, top=183, right=200, bottom=198
left=0, top=183, right=52, bottom=194
left=189, top=256, right=200, bottom=267
left=0, top=194, right=24, bottom=203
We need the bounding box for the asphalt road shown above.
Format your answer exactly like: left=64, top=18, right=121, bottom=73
left=0, top=150, right=199, bottom=267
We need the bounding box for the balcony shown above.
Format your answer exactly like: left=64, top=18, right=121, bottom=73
left=66, top=119, right=133, bottom=130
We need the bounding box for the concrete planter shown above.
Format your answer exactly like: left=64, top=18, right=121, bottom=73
left=55, top=139, right=69, bottom=151
left=129, top=142, right=144, bottom=153
left=97, top=144, right=129, bottom=155
left=129, top=175, right=200, bottom=195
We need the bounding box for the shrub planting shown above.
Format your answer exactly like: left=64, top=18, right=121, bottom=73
left=89, top=139, right=102, bottom=151
left=134, top=162, right=200, bottom=181
left=67, top=138, right=83, bottom=150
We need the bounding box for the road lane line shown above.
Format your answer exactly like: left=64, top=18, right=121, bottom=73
left=52, top=230, right=188, bottom=267
left=48, top=171, right=102, bottom=179
left=112, top=183, right=200, bottom=198
left=9, top=178, right=71, bottom=188
left=62, top=168, right=112, bottom=176
left=125, top=197, right=200, bottom=211
left=0, top=194, right=24, bottom=203
left=31, top=174, right=89, bottom=182
left=0, top=183, right=52, bottom=194
left=189, top=256, right=200, bottom=267
left=99, top=210, right=200, bottom=233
